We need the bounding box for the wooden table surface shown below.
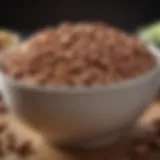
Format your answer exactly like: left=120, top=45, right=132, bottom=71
left=1, top=101, right=160, bottom=160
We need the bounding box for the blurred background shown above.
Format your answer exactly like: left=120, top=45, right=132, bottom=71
left=0, top=0, right=159, bottom=34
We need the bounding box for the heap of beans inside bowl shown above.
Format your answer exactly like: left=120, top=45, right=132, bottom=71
left=1, top=22, right=156, bottom=87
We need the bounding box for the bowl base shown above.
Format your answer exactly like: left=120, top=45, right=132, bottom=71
left=52, top=127, right=132, bottom=150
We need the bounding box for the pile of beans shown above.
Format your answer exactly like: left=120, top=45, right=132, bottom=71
left=2, top=22, right=155, bottom=87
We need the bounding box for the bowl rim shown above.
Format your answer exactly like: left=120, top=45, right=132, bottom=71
left=0, top=45, right=160, bottom=94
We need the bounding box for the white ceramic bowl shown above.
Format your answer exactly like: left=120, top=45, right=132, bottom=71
left=0, top=46, right=160, bottom=148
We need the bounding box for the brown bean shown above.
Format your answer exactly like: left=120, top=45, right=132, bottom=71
left=16, top=140, right=33, bottom=157
left=2, top=22, right=155, bottom=87
left=6, top=133, right=17, bottom=151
